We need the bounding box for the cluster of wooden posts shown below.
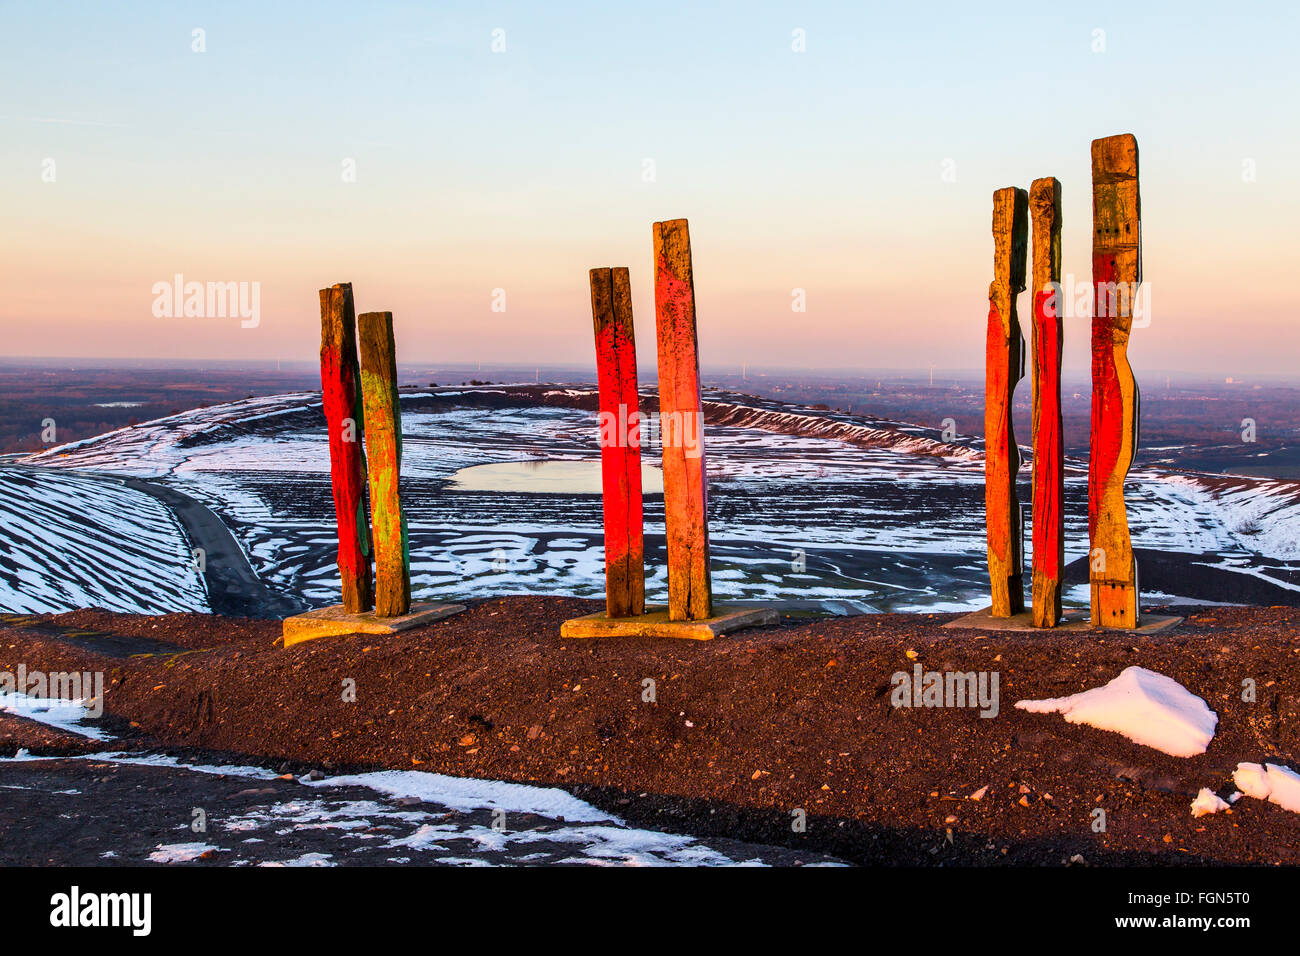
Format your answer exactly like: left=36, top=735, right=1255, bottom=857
left=317, top=283, right=412, bottom=617
left=299, top=139, right=1147, bottom=640
left=985, top=133, right=1142, bottom=629
left=561, top=219, right=775, bottom=640
left=285, top=283, right=464, bottom=645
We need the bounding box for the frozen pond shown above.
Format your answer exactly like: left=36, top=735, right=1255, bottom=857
left=448, top=459, right=665, bottom=495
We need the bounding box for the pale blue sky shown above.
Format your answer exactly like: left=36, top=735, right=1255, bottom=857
left=2, top=1, right=1296, bottom=374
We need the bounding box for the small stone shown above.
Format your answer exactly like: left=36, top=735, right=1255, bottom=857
left=969, top=785, right=989, bottom=801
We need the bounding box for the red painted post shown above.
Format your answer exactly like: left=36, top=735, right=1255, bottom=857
left=1030, top=177, right=1064, bottom=628
left=985, top=188, right=1028, bottom=617
left=590, top=267, right=645, bottom=618
left=1090, top=134, right=1142, bottom=628
left=319, top=282, right=373, bottom=614
left=653, top=218, right=712, bottom=622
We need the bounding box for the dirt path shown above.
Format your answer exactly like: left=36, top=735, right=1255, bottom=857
left=118, top=477, right=304, bottom=619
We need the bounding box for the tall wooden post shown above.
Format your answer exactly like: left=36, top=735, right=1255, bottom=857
left=1030, top=177, right=1064, bottom=628
left=986, top=188, right=1028, bottom=617
left=591, top=268, right=646, bottom=619
left=319, top=283, right=373, bottom=614
left=358, top=311, right=411, bottom=617
left=653, top=218, right=712, bottom=622
left=1089, top=134, right=1142, bottom=628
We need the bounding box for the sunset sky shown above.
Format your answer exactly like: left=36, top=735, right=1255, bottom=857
left=2, top=1, right=1296, bottom=377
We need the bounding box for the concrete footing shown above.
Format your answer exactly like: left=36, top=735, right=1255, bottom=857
left=942, top=606, right=1182, bottom=634
left=282, top=601, right=465, bottom=647
left=560, top=605, right=777, bottom=641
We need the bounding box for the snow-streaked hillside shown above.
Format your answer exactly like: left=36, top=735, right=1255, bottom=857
left=0, top=467, right=208, bottom=614
left=9, top=384, right=1300, bottom=615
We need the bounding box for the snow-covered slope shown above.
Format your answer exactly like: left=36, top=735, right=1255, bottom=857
left=9, top=384, right=1300, bottom=615
left=0, top=467, right=208, bottom=614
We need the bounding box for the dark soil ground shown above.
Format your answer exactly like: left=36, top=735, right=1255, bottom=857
left=2, top=598, right=1298, bottom=866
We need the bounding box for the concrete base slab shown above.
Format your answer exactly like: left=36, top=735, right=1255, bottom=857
left=283, top=602, right=466, bottom=647
left=560, top=605, right=778, bottom=641
left=942, top=606, right=1182, bottom=634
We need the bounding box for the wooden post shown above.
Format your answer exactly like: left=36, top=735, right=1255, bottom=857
left=1089, top=134, right=1142, bottom=628
left=653, top=218, right=712, bottom=622
left=591, top=268, right=646, bottom=619
left=358, top=311, right=411, bottom=617
left=319, top=283, right=373, bottom=614
left=986, top=188, right=1028, bottom=617
left=1030, top=177, right=1064, bottom=628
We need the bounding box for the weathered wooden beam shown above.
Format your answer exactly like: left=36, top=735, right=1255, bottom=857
left=591, top=267, right=646, bottom=619
left=319, top=283, right=373, bottom=614
left=986, top=187, right=1028, bottom=617
left=1089, top=134, right=1142, bottom=628
left=358, top=310, right=411, bottom=618
left=653, top=218, right=712, bottom=622
left=1030, top=177, right=1064, bottom=628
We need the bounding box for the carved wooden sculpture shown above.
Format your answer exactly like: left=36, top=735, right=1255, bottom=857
left=653, top=218, right=712, bottom=621
left=1029, top=178, right=1064, bottom=628
left=358, top=311, right=411, bottom=617
left=985, top=188, right=1028, bottom=617
left=1089, top=134, right=1142, bottom=628
left=590, top=267, right=646, bottom=619
left=319, top=283, right=373, bottom=614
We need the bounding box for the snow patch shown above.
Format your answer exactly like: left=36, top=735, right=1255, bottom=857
left=1015, top=666, right=1217, bottom=757
left=148, top=842, right=220, bottom=863
left=1232, top=762, right=1300, bottom=813
left=1190, top=788, right=1229, bottom=817
left=0, top=691, right=113, bottom=740
left=259, top=852, right=335, bottom=867
left=300, top=769, right=617, bottom=824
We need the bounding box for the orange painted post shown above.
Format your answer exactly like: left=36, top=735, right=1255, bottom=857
left=1030, top=177, right=1064, bottom=628
left=358, top=311, right=411, bottom=618
left=653, top=218, right=712, bottom=622
left=986, top=188, right=1028, bottom=617
left=1089, top=134, right=1142, bottom=628
left=319, top=283, right=373, bottom=614
left=591, top=267, right=646, bottom=618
